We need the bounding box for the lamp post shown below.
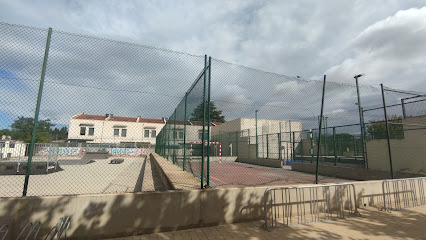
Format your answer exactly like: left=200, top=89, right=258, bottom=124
left=255, top=110, right=259, bottom=158
left=354, top=74, right=367, bottom=168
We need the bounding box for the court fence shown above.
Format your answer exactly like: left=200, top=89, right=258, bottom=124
left=0, top=21, right=425, bottom=197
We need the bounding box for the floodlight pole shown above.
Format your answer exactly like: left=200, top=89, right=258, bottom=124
left=354, top=74, right=367, bottom=168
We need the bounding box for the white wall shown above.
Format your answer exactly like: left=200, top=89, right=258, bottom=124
left=68, top=118, right=165, bottom=144
left=0, top=141, right=27, bottom=159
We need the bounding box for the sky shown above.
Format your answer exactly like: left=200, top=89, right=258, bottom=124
left=0, top=0, right=425, bottom=130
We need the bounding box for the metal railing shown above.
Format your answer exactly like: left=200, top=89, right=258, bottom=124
left=381, top=177, right=426, bottom=212
left=263, top=183, right=360, bottom=231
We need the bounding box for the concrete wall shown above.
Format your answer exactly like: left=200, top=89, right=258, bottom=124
left=366, top=116, right=426, bottom=175
left=292, top=162, right=422, bottom=180
left=0, top=178, right=397, bottom=240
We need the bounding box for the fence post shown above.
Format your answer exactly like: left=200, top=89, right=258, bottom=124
left=248, top=129, right=251, bottom=158
left=173, top=109, right=177, bottom=164
left=23, top=27, right=52, bottom=197
left=201, top=55, right=207, bottom=189
left=333, top=127, right=337, bottom=166
left=278, top=133, right=281, bottom=162
left=292, top=132, right=296, bottom=162
left=310, top=129, right=313, bottom=163
left=266, top=134, right=269, bottom=159
left=183, top=93, right=187, bottom=171
left=401, top=99, right=406, bottom=118
left=289, top=120, right=292, bottom=161
left=381, top=84, right=394, bottom=179
left=206, top=56, right=211, bottom=186
left=316, top=75, right=327, bottom=184
left=235, top=131, right=238, bottom=157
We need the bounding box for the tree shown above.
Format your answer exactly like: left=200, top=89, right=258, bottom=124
left=10, top=116, right=54, bottom=143
left=366, top=115, right=404, bottom=139
left=190, top=101, right=226, bottom=123
left=49, top=126, right=69, bottom=141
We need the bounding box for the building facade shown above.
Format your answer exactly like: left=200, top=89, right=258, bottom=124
left=0, top=136, right=27, bottom=159
left=68, top=114, right=166, bottom=145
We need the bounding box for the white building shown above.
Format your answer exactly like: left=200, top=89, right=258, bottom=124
left=0, top=136, right=27, bottom=159
left=210, top=118, right=302, bottom=159
left=68, top=114, right=166, bottom=145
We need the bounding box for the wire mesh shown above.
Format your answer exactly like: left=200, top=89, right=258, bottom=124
left=1, top=21, right=424, bottom=197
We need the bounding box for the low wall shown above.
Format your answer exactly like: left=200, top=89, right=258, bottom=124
left=292, top=162, right=421, bottom=181
left=0, top=172, right=409, bottom=239
left=236, top=158, right=282, bottom=168
left=0, top=161, right=61, bottom=175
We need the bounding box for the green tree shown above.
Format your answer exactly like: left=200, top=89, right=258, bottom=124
left=366, top=115, right=404, bottom=139
left=10, top=116, right=54, bottom=143
left=49, top=126, right=68, bottom=141
left=190, top=101, right=226, bottom=123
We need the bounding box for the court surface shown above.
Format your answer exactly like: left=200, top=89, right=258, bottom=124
left=183, top=160, right=347, bottom=188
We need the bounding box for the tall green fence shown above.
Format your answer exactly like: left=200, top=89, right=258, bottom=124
left=0, top=21, right=425, bottom=196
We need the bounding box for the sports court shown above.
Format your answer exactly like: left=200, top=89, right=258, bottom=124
left=180, top=158, right=347, bottom=188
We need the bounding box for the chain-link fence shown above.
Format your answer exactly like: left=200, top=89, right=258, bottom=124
left=1, top=21, right=425, bottom=197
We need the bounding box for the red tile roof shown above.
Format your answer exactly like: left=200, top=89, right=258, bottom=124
left=72, top=114, right=106, bottom=120
left=72, top=114, right=165, bottom=124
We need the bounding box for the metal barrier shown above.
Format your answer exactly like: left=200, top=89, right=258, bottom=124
left=381, top=177, right=426, bottom=212
left=0, top=225, right=7, bottom=240
left=45, top=217, right=71, bottom=240
left=16, top=221, right=41, bottom=240
left=263, top=183, right=360, bottom=231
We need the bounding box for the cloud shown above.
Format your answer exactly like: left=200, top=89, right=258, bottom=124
left=324, top=7, right=426, bottom=91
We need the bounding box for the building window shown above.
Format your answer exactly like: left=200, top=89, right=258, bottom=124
left=9, top=143, right=15, bottom=148
left=114, top=129, right=120, bottom=136
left=7, top=153, right=11, bottom=158
left=121, top=129, right=127, bottom=137
left=0, top=143, right=4, bottom=148
left=151, top=130, right=156, bottom=138
left=178, top=131, right=184, bottom=139
left=88, top=128, right=95, bottom=136
left=80, top=127, right=86, bottom=136
left=144, top=130, right=150, bottom=138
left=198, top=131, right=203, bottom=140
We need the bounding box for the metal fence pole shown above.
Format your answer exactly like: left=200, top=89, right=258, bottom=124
left=289, top=120, right=292, bottom=161
left=23, top=27, right=52, bottom=197
left=278, top=133, right=281, bottom=162
left=201, top=55, right=207, bottom=189
left=310, top=129, right=313, bottom=163
left=316, top=75, right=327, bottom=184
left=333, top=127, right=337, bottom=166
left=381, top=84, right=394, bottom=179
left=206, top=56, right=211, bottom=186
left=292, top=132, right=296, bottom=162
left=401, top=99, right=406, bottom=118
left=183, top=93, right=187, bottom=171
left=173, top=109, right=176, bottom=164
left=235, top=131, right=238, bottom=157
left=266, top=134, right=269, bottom=159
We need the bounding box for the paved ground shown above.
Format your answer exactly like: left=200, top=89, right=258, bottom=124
left=0, top=156, right=169, bottom=197
left=107, top=206, right=426, bottom=240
